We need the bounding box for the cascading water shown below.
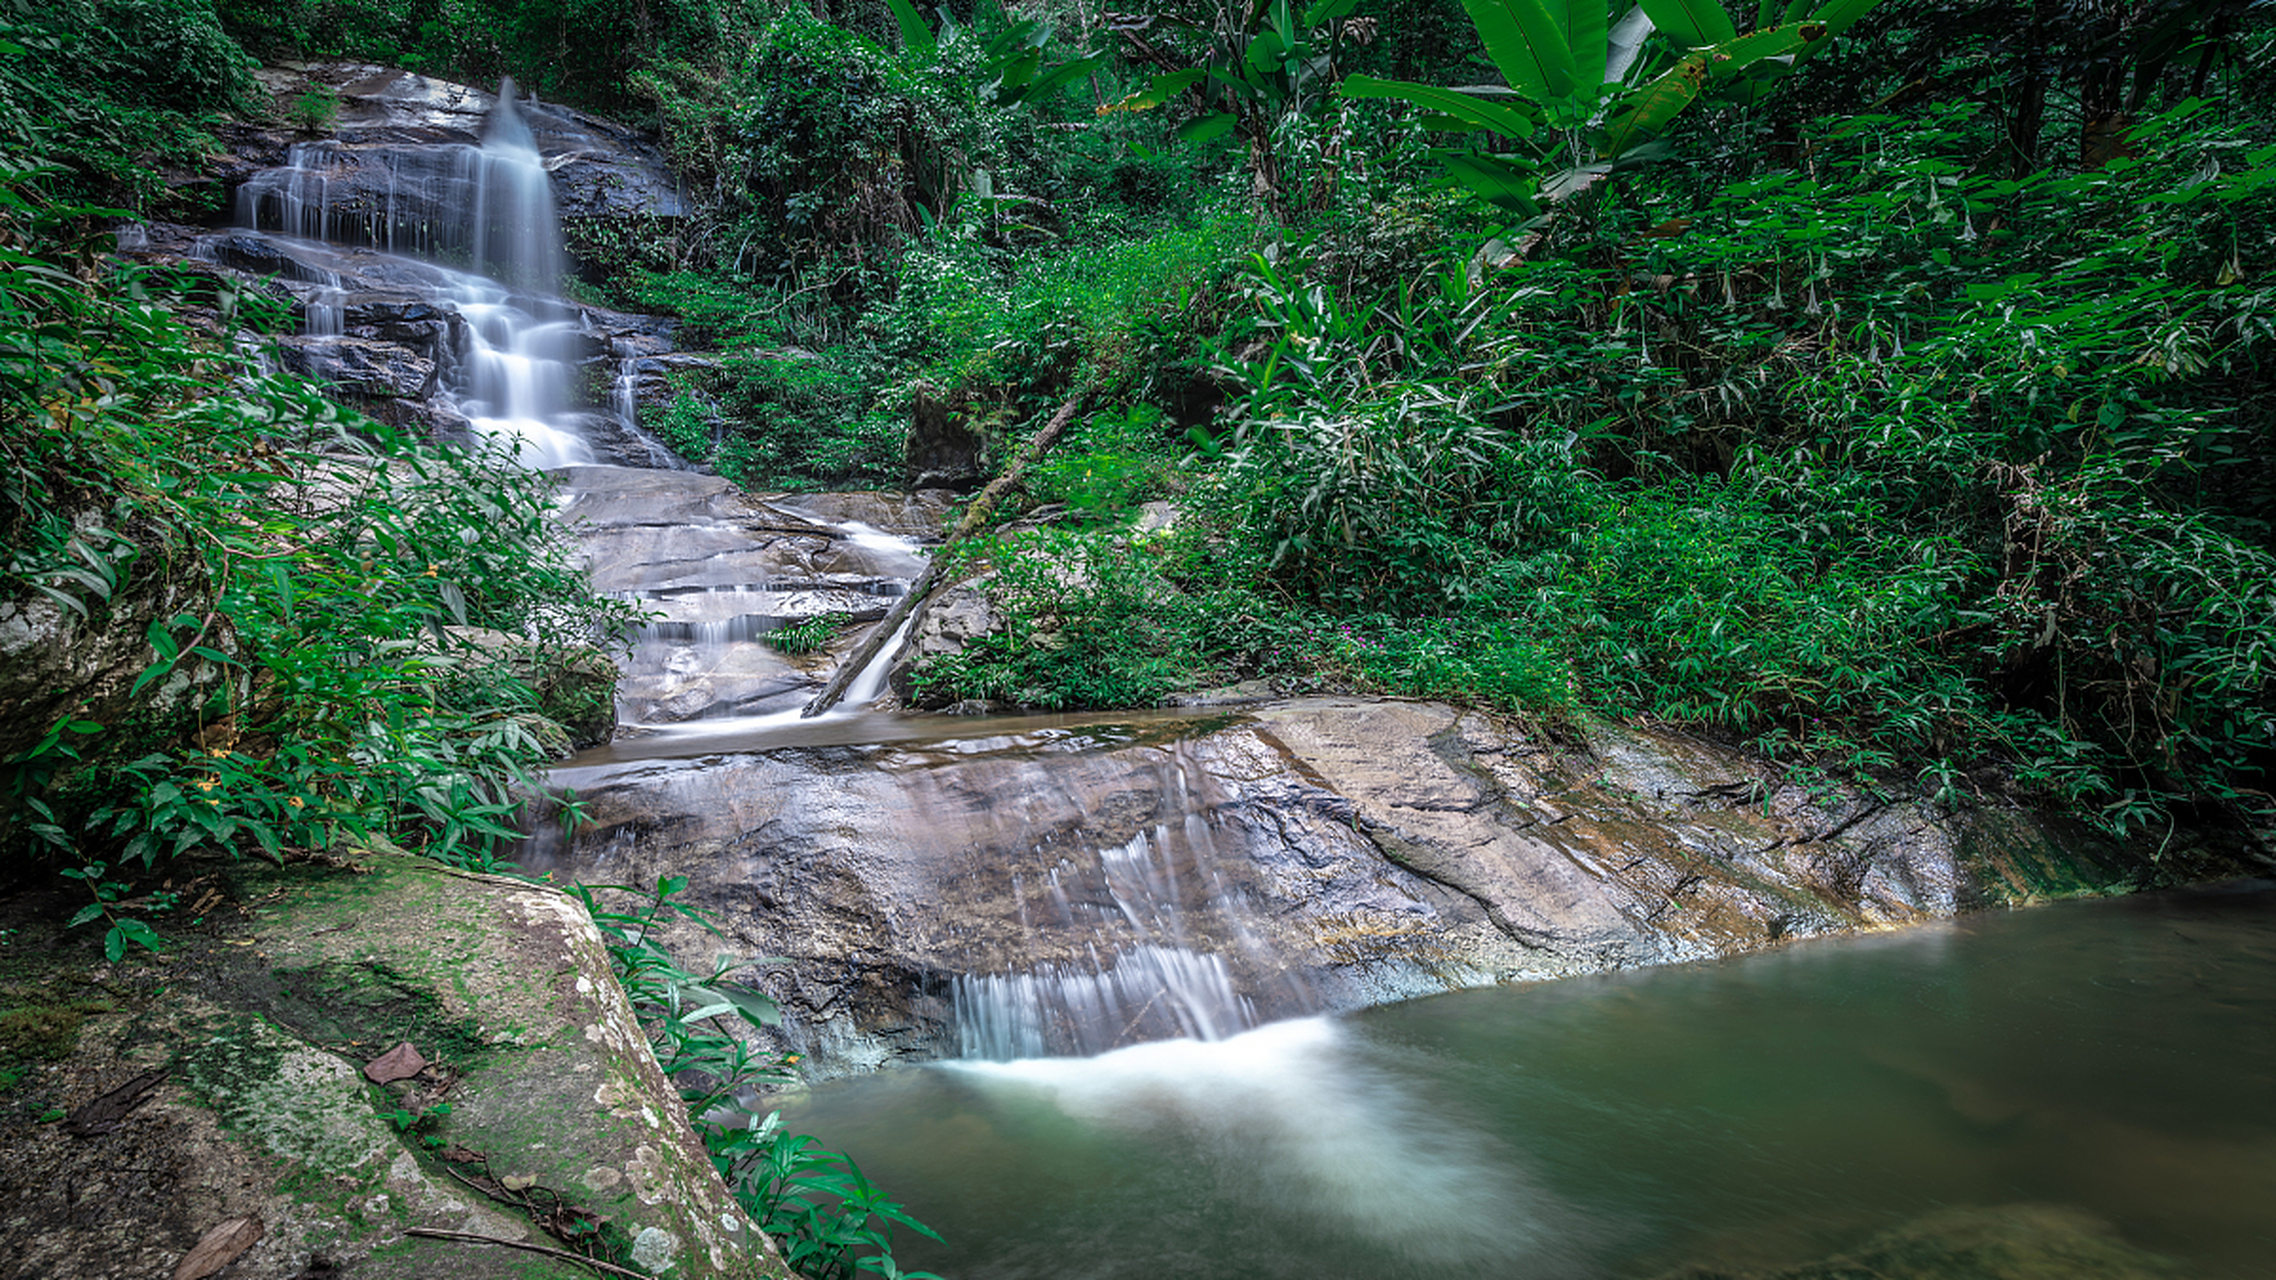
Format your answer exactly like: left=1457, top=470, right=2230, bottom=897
left=219, top=77, right=599, bottom=467
left=219, top=72, right=1320, bottom=1073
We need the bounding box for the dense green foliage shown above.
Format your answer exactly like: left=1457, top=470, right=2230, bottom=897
left=5, top=0, right=2273, bottom=846
left=0, top=170, right=641, bottom=924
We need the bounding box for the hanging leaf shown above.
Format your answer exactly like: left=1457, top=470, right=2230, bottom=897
left=1637, top=0, right=1737, bottom=46
left=1441, top=151, right=1544, bottom=213
left=1340, top=75, right=1540, bottom=138
left=1458, top=0, right=1581, bottom=101
left=1547, top=0, right=1610, bottom=88
left=1108, top=68, right=1206, bottom=112
left=885, top=0, right=937, bottom=59
left=1176, top=112, right=1240, bottom=144
left=1706, top=21, right=1826, bottom=78
left=1598, top=50, right=1710, bottom=154
left=1021, top=52, right=1107, bottom=102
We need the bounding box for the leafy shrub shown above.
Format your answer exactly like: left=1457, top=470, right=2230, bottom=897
left=1, top=175, right=642, bottom=887
left=914, top=529, right=1205, bottom=710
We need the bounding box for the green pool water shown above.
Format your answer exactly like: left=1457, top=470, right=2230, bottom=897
left=779, top=882, right=2276, bottom=1278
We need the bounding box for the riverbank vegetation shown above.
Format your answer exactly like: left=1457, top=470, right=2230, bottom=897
left=8, top=0, right=2275, bottom=844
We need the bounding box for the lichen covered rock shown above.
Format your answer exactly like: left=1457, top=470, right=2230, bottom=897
left=0, top=857, right=786, bottom=1278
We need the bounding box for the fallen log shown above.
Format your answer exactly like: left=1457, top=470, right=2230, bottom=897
left=801, top=386, right=1090, bottom=718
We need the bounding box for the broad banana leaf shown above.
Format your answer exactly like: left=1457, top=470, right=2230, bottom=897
left=1603, top=5, right=1657, bottom=85
left=1441, top=151, right=1544, bottom=213
left=1459, top=0, right=1581, bottom=101
left=887, top=0, right=938, bottom=59
left=1546, top=0, right=1610, bottom=85
left=1706, top=20, right=1826, bottom=76
left=1598, top=50, right=1709, bottom=154
left=1341, top=74, right=1540, bottom=138
left=1637, top=0, right=1737, bottom=46
left=1303, top=0, right=1363, bottom=22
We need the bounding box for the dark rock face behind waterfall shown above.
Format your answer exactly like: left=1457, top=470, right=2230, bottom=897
left=537, top=696, right=2216, bottom=1079
left=120, top=64, right=691, bottom=464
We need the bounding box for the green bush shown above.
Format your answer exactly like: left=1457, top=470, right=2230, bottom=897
left=0, top=176, right=642, bottom=887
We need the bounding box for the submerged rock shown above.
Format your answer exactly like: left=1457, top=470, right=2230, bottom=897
left=1655, top=1204, right=2182, bottom=1279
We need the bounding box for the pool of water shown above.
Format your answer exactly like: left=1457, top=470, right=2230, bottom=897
left=779, top=882, right=2276, bottom=1278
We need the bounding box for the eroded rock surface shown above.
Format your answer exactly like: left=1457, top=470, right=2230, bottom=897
left=0, top=857, right=782, bottom=1279
left=536, top=696, right=2198, bottom=1077
left=560, top=466, right=946, bottom=723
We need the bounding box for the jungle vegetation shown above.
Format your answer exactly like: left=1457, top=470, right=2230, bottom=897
left=4, top=0, right=2274, bottom=859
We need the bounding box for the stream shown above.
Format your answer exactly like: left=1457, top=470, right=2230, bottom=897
left=778, top=882, right=2276, bottom=1279
left=201, top=74, right=2276, bottom=1280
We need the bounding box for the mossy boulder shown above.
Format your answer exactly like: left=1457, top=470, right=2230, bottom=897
left=0, top=856, right=788, bottom=1278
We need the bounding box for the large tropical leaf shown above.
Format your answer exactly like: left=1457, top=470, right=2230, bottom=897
left=886, top=0, right=938, bottom=60
left=1707, top=20, right=1827, bottom=76
left=1340, top=74, right=1540, bottom=138
left=1019, top=53, right=1108, bottom=102
left=1176, top=112, right=1239, bottom=143
left=1598, top=50, right=1710, bottom=153
left=1440, top=151, right=1544, bottom=213
left=1547, top=0, right=1610, bottom=85
left=1108, top=68, right=1206, bottom=111
left=1603, top=5, right=1657, bottom=85
left=1636, top=0, right=1736, bottom=46
left=1459, top=0, right=1581, bottom=101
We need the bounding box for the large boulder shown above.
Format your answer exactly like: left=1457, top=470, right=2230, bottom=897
left=0, top=855, right=786, bottom=1278
left=531, top=696, right=2240, bottom=1078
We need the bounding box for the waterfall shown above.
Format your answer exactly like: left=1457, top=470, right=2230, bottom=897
left=222, top=77, right=595, bottom=468
left=950, top=822, right=1295, bottom=1061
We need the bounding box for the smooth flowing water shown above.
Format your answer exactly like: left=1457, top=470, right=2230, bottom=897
left=778, top=883, right=2276, bottom=1279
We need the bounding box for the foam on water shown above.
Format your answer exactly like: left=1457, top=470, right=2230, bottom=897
left=952, top=1017, right=1587, bottom=1272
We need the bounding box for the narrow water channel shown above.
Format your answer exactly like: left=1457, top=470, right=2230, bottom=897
left=778, top=882, right=2276, bottom=1279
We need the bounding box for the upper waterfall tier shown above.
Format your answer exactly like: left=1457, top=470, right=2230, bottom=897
left=185, top=72, right=692, bottom=470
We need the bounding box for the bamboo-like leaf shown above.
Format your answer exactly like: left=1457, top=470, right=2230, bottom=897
left=1598, top=50, right=1710, bottom=154
left=886, top=0, right=937, bottom=59
left=1341, top=74, right=1539, bottom=138
left=1636, top=0, right=1736, bottom=46
left=1459, top=0, right=1580, bottom=101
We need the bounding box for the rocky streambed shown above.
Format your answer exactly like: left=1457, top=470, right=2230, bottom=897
left=533, top=683, right=2238, bottom=1078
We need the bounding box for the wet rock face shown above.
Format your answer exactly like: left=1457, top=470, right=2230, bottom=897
left=536, top=696, right=2143, bottom=1078
left=224, top=64, right=687, bottom=223
left=124, top=66, right=694, bottom=465
left=559, top=467, right=940, bottom=723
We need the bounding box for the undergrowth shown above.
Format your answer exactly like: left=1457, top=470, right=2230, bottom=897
left=578, top=877, right=942, bottom=1280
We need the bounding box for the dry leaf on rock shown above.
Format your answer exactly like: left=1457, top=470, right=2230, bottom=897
left=363, top=1041, right=428, bottom=1084
left=173, top=1215, right=263, bottom=1280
